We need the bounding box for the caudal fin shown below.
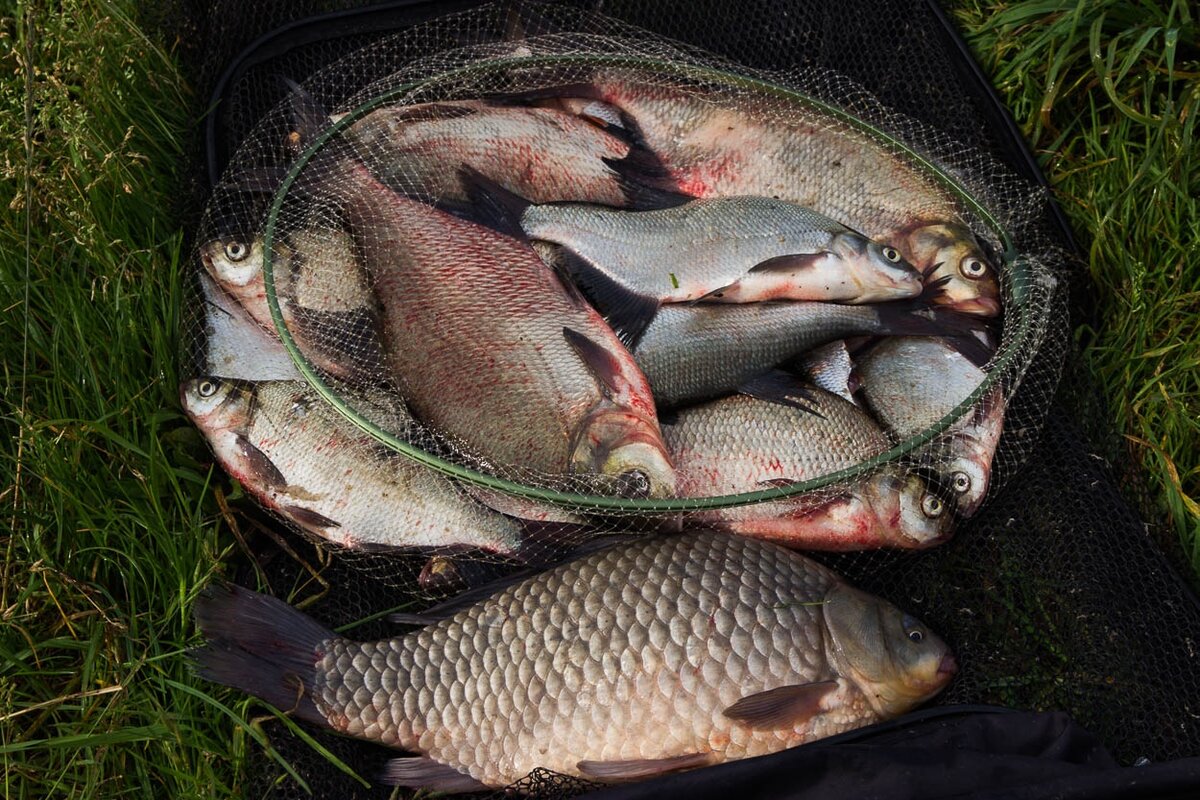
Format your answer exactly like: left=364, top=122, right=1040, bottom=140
left=192, top=582, right=332, bottom=727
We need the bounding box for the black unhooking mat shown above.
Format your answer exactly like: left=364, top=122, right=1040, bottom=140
left=167, top=0, right=1200, bottom=797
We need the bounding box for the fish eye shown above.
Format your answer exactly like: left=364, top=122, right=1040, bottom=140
left=908, top=629, right=925, bottom=643
left=951, top=471, right=972, bottom=494
left=920, top=493, right=944, bottom=518
left=881, top=246, right=903, bottom=263
left=197, top=379, right=219, bottom=398
left=617, top=469, right=652, bottom=499
left=960, top=257, right=988, bottom=279
left=224, top=240, right=248, bottom=262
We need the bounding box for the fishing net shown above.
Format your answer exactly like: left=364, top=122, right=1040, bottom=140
left=168, top=0, right=1200, bottom=797
left=184, top=0, right=1063, bottom=590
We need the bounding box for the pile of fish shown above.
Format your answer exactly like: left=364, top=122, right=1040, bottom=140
left=187, top=64, right=1006, bottom=562
left=188, top=54, right=1013, bottom=790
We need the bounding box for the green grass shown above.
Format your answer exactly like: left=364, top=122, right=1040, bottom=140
left=0, top=1, right=245, bottom=795
left=1, top=0, right=1197, bottom=797
left=952, top=0, right=1200, bottom=567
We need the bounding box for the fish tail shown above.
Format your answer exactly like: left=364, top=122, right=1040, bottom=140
left=192, top=582, right=332, bottom=727
left=459, top=166, right=533, bottom=238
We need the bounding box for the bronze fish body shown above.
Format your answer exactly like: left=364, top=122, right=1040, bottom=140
left=194, top=532, right=956, bottom=790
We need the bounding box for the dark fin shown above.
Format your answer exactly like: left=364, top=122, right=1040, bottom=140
left=602, top=153, right=694, bottom=210
left=563, top=327, right=629, bottom=399
left=191, top=582, right=332, bottom=727
left=457, top=166, right=531, bottom=238
left=556, top=249, right=659, bottom=349
left=577, top=752, right=714, bottom=781
left=945, top=331, right=995, bottom=369
left=487, top=82, right=605, bottom=107
left=235, top=435, right=289, bottom=491
left=872, top=301, right=994, bottom=368
left=657, top=408, right=680, bottom=426
left=280, top=76, right=329, bottom=146
left=386, top=103, right=477, bottom=123
left=282, top=504, right=341, bottom=531
left=746, top=252, right=826, bottom=274
left=381, top=757, right=488, bottom=793
left=737, top=372, right=823, bottom=417
left=723, top=681, right=839, bottom=730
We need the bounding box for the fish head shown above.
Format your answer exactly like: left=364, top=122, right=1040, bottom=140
left=570, top=409, right=677, bottom=499
left=179, top=376, right=254, bottom=432
left=942, top=388, right=1005, bottom=517
left=200, top=237, right=265, bottom=291
left=831, top=232, right=924, bottom=302
left=860, top=468, right=955, bottom=549
left=904, top=223, right=1001, bottom=317
left=823, top=582, right=957, bottom=717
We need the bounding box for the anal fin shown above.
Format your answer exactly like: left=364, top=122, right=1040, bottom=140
left=577, top=752, right=715, bottom=781
left=381, top=757, right=488, bottom=793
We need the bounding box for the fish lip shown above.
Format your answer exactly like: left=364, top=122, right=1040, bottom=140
left=937, top=652, right=959, bottom=677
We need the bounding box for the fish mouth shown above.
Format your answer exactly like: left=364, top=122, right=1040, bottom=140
left=937, top=652, right=959, bottom=678
left=944, top=295, right=1001, bottom=317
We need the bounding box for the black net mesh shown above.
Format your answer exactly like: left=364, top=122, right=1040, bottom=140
left=166, top=0, right=1200, bottom=797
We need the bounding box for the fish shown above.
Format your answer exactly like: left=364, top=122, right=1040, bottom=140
left=180, top=376, right=523, bottom=554
left=515, top=69, right=1002, bottom=316
left=664, top=387, right=953, bottom=550
left=854, top=337, right=1004, bottom=517
left=467, top=173, right=924, bottom=345
left=630, top=300, right=970, bottom=408
left=195, top=271, right=301, bottom=381
left=341, top=99, right=640, bottom=206
left=193, top=531, right=957, bottom=790
left=198, top=225, right=385, bottom=382
left=343, top=163, right=675, bottom=499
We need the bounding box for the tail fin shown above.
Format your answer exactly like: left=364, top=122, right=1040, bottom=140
left=872, top=301, right=995, bottom=366
left=192, top=582, right=332, bottom=727
left=458, top=166, right=533, bottom=238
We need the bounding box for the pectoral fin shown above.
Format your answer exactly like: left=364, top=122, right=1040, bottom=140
left=557, top=249, right=660, bottom=349
left=235, top=435, right=289, bottom=491
left=723, top=681, right=839, bottom=730
left=577, top=752, right=715, bottom=781
left=563, top=327, right=632, bottom=400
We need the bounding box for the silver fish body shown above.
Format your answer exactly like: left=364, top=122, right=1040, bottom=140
left=180, top=377, right=523, bottom=553
left=632, top=301, right=944, bottom=408
left=855, top=337, right=1004, bottom=517
left=343, top=100, right=634, bottom=205
left=198, top=226, right=384, bottom=382
left=194, top=532, right=956, bottom=790
left=664, top=393, right=953, bottom=549
left=520, top=195, right=923, bottom=306
left=555, top=70, right=1002, bottom=316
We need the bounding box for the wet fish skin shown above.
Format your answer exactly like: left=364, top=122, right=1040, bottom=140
left=541, top=71, right=1002, bottom=316
left=517, top=192, right=923, bottom=309
left=193, top=532, right=956, bottom=789
left=632, top=301, right=957, bottom=408
left=855, top=337, right=1004, bottom=517
left=198, top=227, right=384, bottom=381
left=664, top=392, right=953, bottom=550
left=345, top=164, right=675, bottom=498
left=180, top=376, right=523, bottom=554
left=343, top=100, right=635, bottom=206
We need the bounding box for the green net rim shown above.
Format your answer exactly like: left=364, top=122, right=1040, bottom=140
left=261, top=52, right=1038, bottom=513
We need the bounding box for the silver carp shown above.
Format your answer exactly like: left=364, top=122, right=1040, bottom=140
left=194, top=532, right=956, bottom=790
left=180, top=376, right=522, bottom=554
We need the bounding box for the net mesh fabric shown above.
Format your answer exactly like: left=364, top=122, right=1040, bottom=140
left=169, top=0, right=1200, bottom=797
